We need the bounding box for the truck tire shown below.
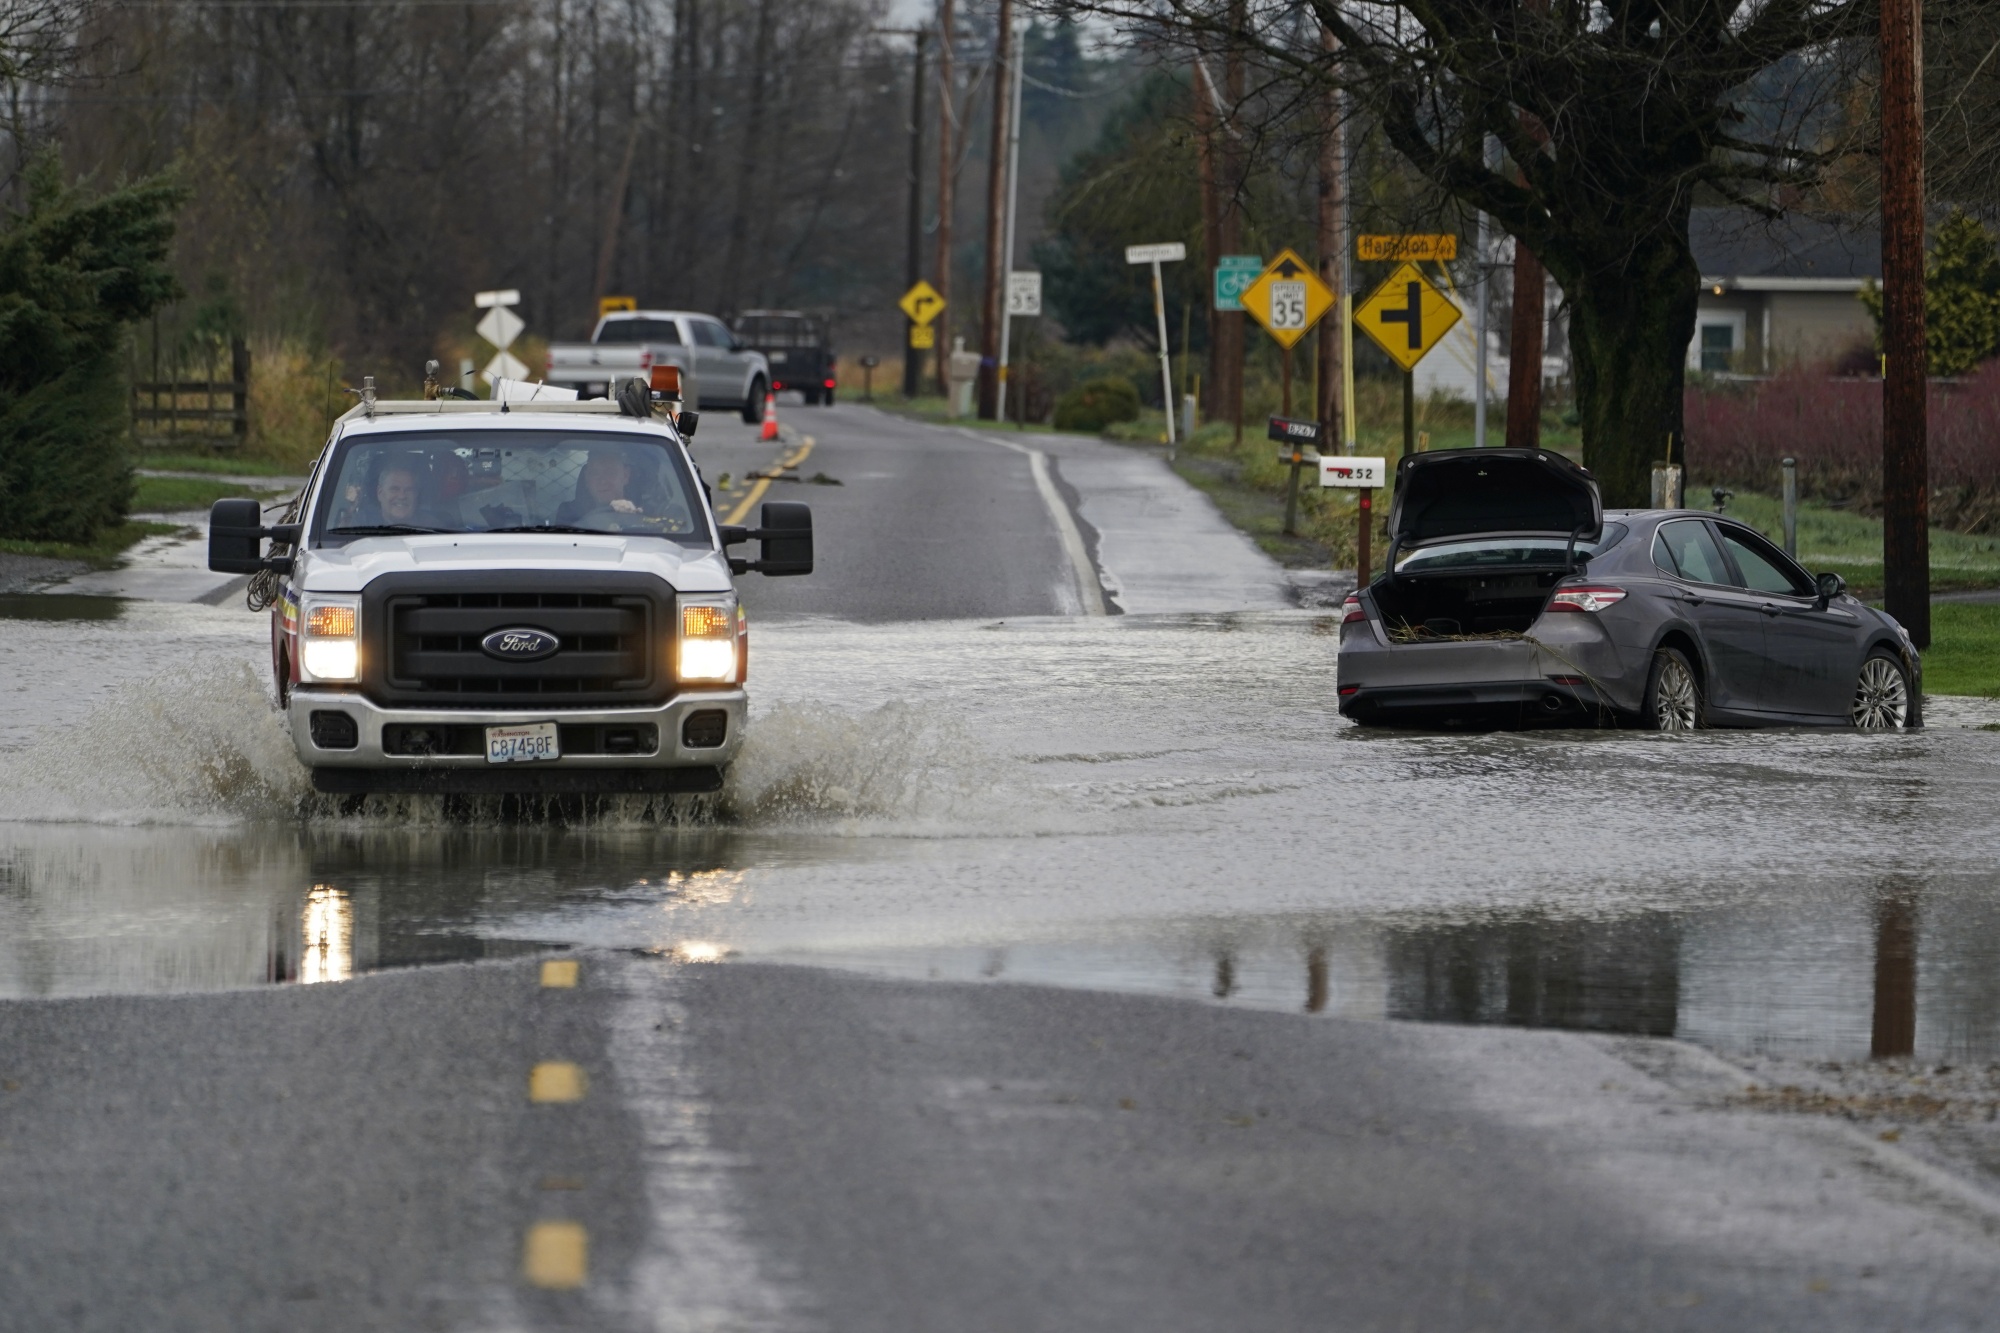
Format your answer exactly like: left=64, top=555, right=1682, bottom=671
left=822, top=386, right=835, bottom=405
left=741, top=375, right=767, bottom=424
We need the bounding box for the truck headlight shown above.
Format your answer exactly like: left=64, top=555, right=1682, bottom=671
left=678, top=600, right=737, bottom=683
left=301, top=596, right=361, bottom=682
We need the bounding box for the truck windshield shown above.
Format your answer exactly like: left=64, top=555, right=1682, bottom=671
left=1394, top=524, right=1626, bottom=574
left=311, top=430, right=709, bottom=546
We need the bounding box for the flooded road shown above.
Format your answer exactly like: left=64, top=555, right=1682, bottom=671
left=6, top=595, right=1999, bottom=1064
left=7, top=410, right=2000, bottom=1331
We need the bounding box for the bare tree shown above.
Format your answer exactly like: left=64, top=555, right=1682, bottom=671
left=1051, top=0, right=1876, bottom=504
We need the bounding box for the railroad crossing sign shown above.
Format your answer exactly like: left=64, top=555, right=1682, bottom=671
left=899, top=280, right=945, bottom=326
left=1353, top=262, right=1461, bottom=371
left=1006, top=271, right=1042, bottom=317
left=1239, top=248, right=1335, bottom=349
left=1213, top=255, right=1263, bottom=312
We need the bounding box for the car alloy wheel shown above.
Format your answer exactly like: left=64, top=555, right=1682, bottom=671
left=1851, top=652, right=1910, bottom=730
left=1648, top=650, right=1701, bottom=731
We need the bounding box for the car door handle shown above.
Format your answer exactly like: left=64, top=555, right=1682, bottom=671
left=1760, top=603, right=1783, bottom=617
left=1677, top=593, right=1704, bottom=606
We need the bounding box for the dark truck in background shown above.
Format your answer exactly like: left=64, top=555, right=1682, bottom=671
left=731, top=310, right=836, bottom=405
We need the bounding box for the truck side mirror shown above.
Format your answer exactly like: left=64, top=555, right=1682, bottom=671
left=208, top=498, right=298, bottom=574
left=718, top=502, right=813, bottom=576
left=755, top=501, right=813, bottom=576
left=678, top=410, right=700, bottom=439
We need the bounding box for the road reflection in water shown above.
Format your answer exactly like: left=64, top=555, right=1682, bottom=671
left=2, top=611, right=2000, bottom=1064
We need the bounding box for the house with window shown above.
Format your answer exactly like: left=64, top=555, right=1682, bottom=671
left=1689, top=209, right=1878, bottom=373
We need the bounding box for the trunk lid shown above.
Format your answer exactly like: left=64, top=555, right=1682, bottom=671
left=1387, top=449, right=1602, bottom=552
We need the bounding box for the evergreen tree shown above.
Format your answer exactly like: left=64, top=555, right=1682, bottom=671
left=1863, top=210, right=2000, bottom=378
left=0, top=153, right=185, bottom=543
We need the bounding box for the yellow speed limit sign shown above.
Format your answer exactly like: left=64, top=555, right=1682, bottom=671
left=1239, top=248, right=1334, bottom=349
left=1353, top=262, right=1461, bottom=372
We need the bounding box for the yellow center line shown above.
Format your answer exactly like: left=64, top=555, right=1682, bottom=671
left=523, top=1220, right=588, bottom=1289
left=724, top=436, right=814, bottom=526
left=539, top=959, right=578, bottom=988
left=529, top=1061, right=587, bottom=1103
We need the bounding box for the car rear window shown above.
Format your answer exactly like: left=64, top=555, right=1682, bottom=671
left=595, top=318, right=682, bottom=345
left=734, top=316, right=823, bottom=348
left=1395, top=524, right=1626, bottom=574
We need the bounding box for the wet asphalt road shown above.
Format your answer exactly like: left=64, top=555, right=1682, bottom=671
left=697, top=404, right=1076, bottom=622
left=3, top=403, right=2000, bottom=1328
left=7, top=953, right=1999, bottom=1332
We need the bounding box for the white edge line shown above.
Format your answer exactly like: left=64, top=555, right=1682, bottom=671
left=954, top=427, right=1105, bottom=617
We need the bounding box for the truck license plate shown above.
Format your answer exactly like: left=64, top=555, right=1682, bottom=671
left=487, top=721, right=560, bottom=764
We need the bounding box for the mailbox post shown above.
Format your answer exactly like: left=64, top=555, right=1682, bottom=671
left=1319, top=451, right=1389, bottom=586
left=1268, top=415, right=1322, bottom=537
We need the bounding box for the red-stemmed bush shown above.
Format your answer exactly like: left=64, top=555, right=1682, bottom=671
left=1683, top=359, right=2000, bottom=531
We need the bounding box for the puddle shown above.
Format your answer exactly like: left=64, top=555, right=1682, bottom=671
left=2, top=608, right=1999, bottom=1064
left=0, top=594, right=124, bottom=621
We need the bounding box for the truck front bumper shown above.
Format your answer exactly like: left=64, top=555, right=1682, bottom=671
left=291, top=688, right=746, bottom=794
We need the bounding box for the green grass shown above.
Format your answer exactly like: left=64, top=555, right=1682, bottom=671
left=1694, top=491, right=2000, bottom=596
left=1921, top=604, right=2000, bottom=696
left=130, top=474, right=289, bottom=513
left=0, top=520, right=186, bottom=568
left=136, top=453, right=306, bottom=476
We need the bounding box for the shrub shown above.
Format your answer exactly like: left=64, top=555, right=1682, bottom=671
left=0, top=153, right=184, bottom=543
left=1683, top=360, right=2000, bottom=531
left=1053, top=376, right=1141, bottom=431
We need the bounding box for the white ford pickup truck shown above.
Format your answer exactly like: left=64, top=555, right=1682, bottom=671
left=207, top=380, right=810, bottom=796
left=544, top=310, right=769, bottom=420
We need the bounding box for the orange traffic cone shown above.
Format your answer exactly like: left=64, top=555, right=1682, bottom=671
left=758, top=389, right=780, bottom=442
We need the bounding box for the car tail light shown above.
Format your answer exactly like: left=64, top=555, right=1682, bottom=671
left=639, top=350, right=653, bottom=369
left=1341, top=594, right=1365, bottom=625
left=824, top=378, right=836, bottom=388
left=1546, top=585, right=1628, bottom=613
left=1338, top=685, right=1360, bottom=696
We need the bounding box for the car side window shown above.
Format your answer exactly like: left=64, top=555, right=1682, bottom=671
left=1718, top=526, right=1812, bottom=596
left=693, top=321, right=729, bottom=349
left=1656, top=519, right=1732, bottom=585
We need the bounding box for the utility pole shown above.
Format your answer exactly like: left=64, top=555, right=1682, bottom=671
left=903, top=29, right=928, bottom=398
left=1881, top=0, right=1930, bottom=646
left=933, top=0, right=955, bottom=396
left=1506, top=240, right=1545, bottom=448
left=1193, top=59, right=1223, bottom=423
left=1220, top=5, right=1246, bottom=439
left=976, top=0, right=1014, bottom=420
left=995, top=15, right=1028, bottom=423
left=1315, top=24, right=1344, bottom=447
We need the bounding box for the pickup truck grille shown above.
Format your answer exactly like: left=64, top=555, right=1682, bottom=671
left=362, top=573, right=668, bottom=707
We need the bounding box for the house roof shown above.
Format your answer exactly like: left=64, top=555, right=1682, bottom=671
left=1690, top=208, right=1880, bottom=290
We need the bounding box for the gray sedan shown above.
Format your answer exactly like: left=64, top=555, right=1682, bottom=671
left=1335, top=449, right=1921, bottom=730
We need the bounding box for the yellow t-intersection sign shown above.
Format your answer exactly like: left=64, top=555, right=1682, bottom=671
left=1353, top=263, right=1461, bottom=372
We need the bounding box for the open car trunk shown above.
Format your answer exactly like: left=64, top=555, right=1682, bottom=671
left=1374, top=449, right=1603, bottom=642
left=1372, top=569, right=1565, bottom=639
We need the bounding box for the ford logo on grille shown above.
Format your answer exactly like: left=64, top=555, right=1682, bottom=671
left=481, top=627, right=560, bottom=661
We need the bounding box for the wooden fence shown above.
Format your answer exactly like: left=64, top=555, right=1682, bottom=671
left=130, top=335, right=250, bottom=449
